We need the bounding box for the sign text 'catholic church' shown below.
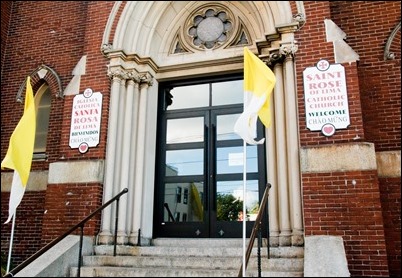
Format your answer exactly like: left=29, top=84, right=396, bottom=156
left=303, top=59, right=350, bottom=136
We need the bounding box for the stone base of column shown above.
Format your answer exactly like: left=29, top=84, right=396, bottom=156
left=97, top=230, right=113, bottom=245
left=116, top=231, right=128, bottom=245
left=269, top=231, right=280, bottom=246
left=279, top=230, right=292, bottom=246
left=291, top=231, right=304, bottom=246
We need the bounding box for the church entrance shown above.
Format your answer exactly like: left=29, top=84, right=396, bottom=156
left=153, top=75, right=267, bottom=238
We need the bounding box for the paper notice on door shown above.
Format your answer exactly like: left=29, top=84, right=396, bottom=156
left=229, top=152, right=244, bottom=166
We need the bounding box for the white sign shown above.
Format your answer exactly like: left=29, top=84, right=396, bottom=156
left=303, top=60, right=350, bottom=136
left=69, top=88, right=102, bottom=153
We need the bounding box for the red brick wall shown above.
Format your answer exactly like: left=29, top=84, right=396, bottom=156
left=1, top=1, right=13, bottom=70
left=0, top=1, right=89, bottom=169
left=0, top=184, right=102, bottom=266
left=295, top=2, right=366, bottom=146
left=41, top=184, right=103, bottom=244
left=0, top=1, right=107, bottom=267
left=329, top=1, right=401, bottom=152
left=303, top=171, right=389, bottom=276
left=297, top=2, right=399, bottom=277
left=1, top=191, right=46, bottom=267
left=59, top=1, right=114, bottom=161
left=1, top=1, right=400, bottom=277
left=39, top=1, right=116, bottom=248
left=328, top=2, right=401, bottom=276
left=379, top=177, right=401, bottom=277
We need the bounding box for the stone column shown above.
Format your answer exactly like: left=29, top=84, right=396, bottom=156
left=128, top=80, right=141, bottom=245
left=281, top=42, right=304, bottom=246
left=116, top=71, right=139, bottom=244
left=113, top=73, right=127, bottom=205
left=266, top=57, right=282, bottom=247
left=98, top=68, right=125, bottom=244
left=273, top=57, right=292, bottom=246
left=130, top=73, right=153, bottom=245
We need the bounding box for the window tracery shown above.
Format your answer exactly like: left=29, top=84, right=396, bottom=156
left=171, top=4, right=250, bottom=54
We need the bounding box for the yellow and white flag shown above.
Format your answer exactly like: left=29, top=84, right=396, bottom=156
left=2, top=76, right=36, bottom=224
left=234, top=47, right=276, bottom=145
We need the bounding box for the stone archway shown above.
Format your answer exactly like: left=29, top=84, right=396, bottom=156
left=99, top=1, right=304, bottom=247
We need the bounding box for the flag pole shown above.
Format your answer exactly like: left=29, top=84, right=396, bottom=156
left=235, top=47, right=276, bottom=276
left=242, top=139, right=247, bottom=277
left=241, top=76, right=248, bottom=277
left=6, top=210, right=16, bottom=273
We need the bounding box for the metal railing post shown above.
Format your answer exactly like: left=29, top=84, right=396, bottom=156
left=113, top=197, right=120, bottom=256
left=267, top=183, right=271, bottom=259
left=237, top=183, right=271, bottom=277
left=258, top=227, right=262, bottom=277
left=77, top=225, right=84, bottom=278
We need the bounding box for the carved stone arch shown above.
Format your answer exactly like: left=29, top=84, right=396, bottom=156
left=16, top=64, right=63, bottom=102
left=99, top=1, right=306, bottom=246
left=102, top=1, right=299, bottom=69
left=384, top=21, right=401, bottom=60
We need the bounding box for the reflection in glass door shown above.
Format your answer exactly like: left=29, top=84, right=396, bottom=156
left=154, top=76, right=267, bottom=238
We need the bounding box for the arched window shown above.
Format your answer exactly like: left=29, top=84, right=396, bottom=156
left=33, top=84, right=51, bottom=158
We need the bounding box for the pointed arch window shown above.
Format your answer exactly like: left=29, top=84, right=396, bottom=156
left=33, top=84, right=51, bottom=159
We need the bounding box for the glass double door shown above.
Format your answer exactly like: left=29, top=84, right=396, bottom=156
left=154, top=78, right=267, bottom=238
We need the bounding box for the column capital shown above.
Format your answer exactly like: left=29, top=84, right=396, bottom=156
left=139, top=72, right=154, bottom=86
left=107, top=67, right=128, bottom=82
left=279, top=41, right=298, bottom=58
left=127, top=70, right=141, bottom=84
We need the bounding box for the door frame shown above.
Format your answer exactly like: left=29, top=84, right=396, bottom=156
left=153, top=74, right=268, bottom=238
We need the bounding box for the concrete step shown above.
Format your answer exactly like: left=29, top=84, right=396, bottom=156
left=152, top=238, right=266, bottom=247
left=70, top=238, right=304, bottom=277
left=93, top=244, right=304, bottom=258
left=81, top=255, right=303, bottom=272
left=71, top=266, right=303, bottom=277
left=72, top=266, right=237, bottom=277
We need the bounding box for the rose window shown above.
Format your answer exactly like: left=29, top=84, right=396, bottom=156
left=188, top=8, right=232, bottom=50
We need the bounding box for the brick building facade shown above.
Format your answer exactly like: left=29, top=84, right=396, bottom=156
left=1, top=1, right=400, bottom=277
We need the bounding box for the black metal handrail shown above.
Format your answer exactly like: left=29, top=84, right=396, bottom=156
left=238, top=183, right=271, bottom=277
left=3, top=187, right=128, bottom=278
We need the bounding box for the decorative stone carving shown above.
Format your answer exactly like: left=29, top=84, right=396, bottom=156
left=279, top=41, right=298, bottom=57
left=172, top=4, right=252, bottom=53
left=188, top=7, right=232, bottom=49
left=229, top=20, right=250, bottom=47
left=265, top=51, right=284, bottom=67
left=293, top=13, right=306, bottom=30
left=101, top=43, right=113, bottom=56
left=139, top=72, right=154, bottom=86
left=384, top=21, right=400, bottom=60
left=107, top=66, right=153, bottom=88
left=107, top=67, right=128, bottom=82
left=127, top=70, right=141, bottom=84
left=185, top=4, right=234, bottom=50
left=171, top=33, right=192, bottom=54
